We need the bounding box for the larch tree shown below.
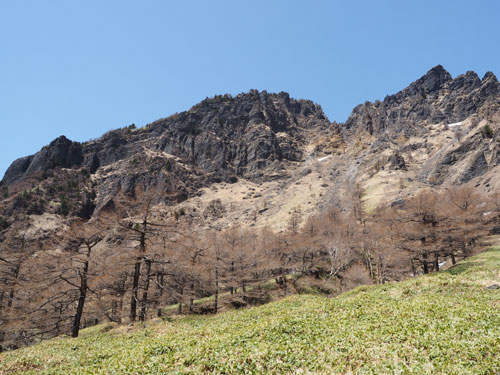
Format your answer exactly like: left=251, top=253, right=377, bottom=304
left=111, top=186, right=174, bottom=322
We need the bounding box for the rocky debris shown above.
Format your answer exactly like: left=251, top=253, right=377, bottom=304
left=390, top=199, right=405, bottom=208
left=203, top=199, right=226, bottom=220
left=299, top=168, right=312, bottom=177
left=388, top=152, right=407, bottom=171
left=486, top=284, right=500, bottom=290
left=400, top=142, right=425, bottom=152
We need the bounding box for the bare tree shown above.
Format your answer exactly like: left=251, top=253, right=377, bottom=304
left=112, top=187, right=173, bottom=322
left=68, top=221, right=103, bottom=337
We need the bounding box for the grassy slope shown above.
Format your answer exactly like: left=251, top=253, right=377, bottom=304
left=1, top=249, right=500, bottom=375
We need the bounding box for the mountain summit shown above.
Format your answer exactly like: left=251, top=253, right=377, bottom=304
left=1, top=66, right=500, bottom=352
left=345, top=65, right=500, bottom=136
left=2, top=66, right=500, bottom=222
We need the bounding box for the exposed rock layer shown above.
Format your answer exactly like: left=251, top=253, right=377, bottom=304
left=2, top=66, right=500, bottom=225
left=345, top=65, right=500, bottom=137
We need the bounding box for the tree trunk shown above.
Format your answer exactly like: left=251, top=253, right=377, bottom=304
left=422, top=252, right=429, bottom=274
left=71, top=247, right=90, bottom=338
left=178, top=287, right=183, bottom=314
left=157, top=273, right=164, bottom=317
left=130, top=259, right=141, bottom=323
left=434, top=251, right=439, bottom=272
left=7, top=264, right=20, bottom=308
left=214, top=268, right=219, bottom=314
left=139, top=258, right=152, bottom=322
left=131, top=225, right=147, bottom=323
left=362, top=242, right=375, bottom=280
left=451, top=253, right=456, bottom=265
left=111, top=301, right=118, bottom=321
left=71, top=284, right=87, bottom=338
left=189, top=282, right=194, bottom=312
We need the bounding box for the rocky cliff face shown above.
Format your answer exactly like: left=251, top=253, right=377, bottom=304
left=3, top=136, right=83, bottom=184
left=344, top=65, right=500, bottom=137
left=1, top=90, right=330, bottom=218
left=336, top=65, right=500, bottom=197
left=4, top=91, right=328, bottom=186
left=1, top=66, right=500, bottom=229
left=140, top=90, right=328, bottom=180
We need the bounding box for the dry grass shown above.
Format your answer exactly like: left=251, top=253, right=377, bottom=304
left=2, top=248, right=500, bottom=374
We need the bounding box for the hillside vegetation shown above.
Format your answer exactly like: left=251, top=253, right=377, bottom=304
left=1, top=248, right=500, bottom=375
left=2, top=66, right=500, bottom=350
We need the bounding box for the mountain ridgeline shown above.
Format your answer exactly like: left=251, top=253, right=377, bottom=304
left=345, top=65, right=500, bottom=136
left=1, top=66, right=500, bottom=351
left=4, top=65, right=500, bottom=182
left=2, top=91, right=331, bottom=214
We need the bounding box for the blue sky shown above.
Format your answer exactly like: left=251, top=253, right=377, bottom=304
left=2, top=0, right=500, bottom=178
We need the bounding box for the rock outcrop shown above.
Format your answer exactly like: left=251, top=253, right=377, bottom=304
left=344, top=65, right=500, bottom=137
left=1, top=90, right=330, bottom=215
left=3, top=136, right=83, bottom=184
left=1, top=67, right=500, bottom=225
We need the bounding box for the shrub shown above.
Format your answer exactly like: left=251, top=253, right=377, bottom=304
left=21, top=190, right=32, bottom=201
left=58, top=197, right=70, bottom=216
left=481, top=124, right=494, bottom=138
left=66, top=179, right=78, bottom=192
left=0, top=216, right=8, bottom=229
left=28, top=202, right=45, bottom=215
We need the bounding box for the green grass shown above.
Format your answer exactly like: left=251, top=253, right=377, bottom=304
left=2, top=249, right=500, bottom=374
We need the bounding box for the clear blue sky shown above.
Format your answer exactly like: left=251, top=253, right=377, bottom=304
left=2, top=0, right=500, bottom=179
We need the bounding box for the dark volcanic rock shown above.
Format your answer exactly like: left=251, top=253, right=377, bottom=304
left=3, top=136, right=83, bottom=184
left=1, top=90, right=330, bottom=213
left=388, top=152, right=407, bottom=171
left=148, top=90, right=328, bottom=181
left=344, top=66, right=500, bottom=137
left=26, top=136, right=83, bottom=173
left=2, top=91, right=329, bottom=188
left=421, top=130, right=492, bottom=185
left=458, top=151, right=488, bottom=184
left=2, top=156, right=33, bottom=184
left=203, top=199, right=226, bottom=220
left=406, top=65, right=452, bottom=95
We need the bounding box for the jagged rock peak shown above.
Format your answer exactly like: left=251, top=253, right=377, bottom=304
left=3, top=135, right=83, bottom=184
left=186, top=90, right=327, bottom=124
left=391, top=65, right=452, bottom=100
left=344, top=65, right=500, bottom=136
left=140, top=90, right=330, bottom=181
left=2, top=90, right=331, bottom=186
left=483, top=71, right=498, bottom=82
left=417, top=64, right=453, bottom=92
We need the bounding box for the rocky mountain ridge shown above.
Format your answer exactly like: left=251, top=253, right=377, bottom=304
left=345, top=65, right=500, bottom=137
left=1, top=91, right=330, bottom=218
left=1, top=66, right=500, bottom=233
left=3, top=91, right=328, bottom=185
